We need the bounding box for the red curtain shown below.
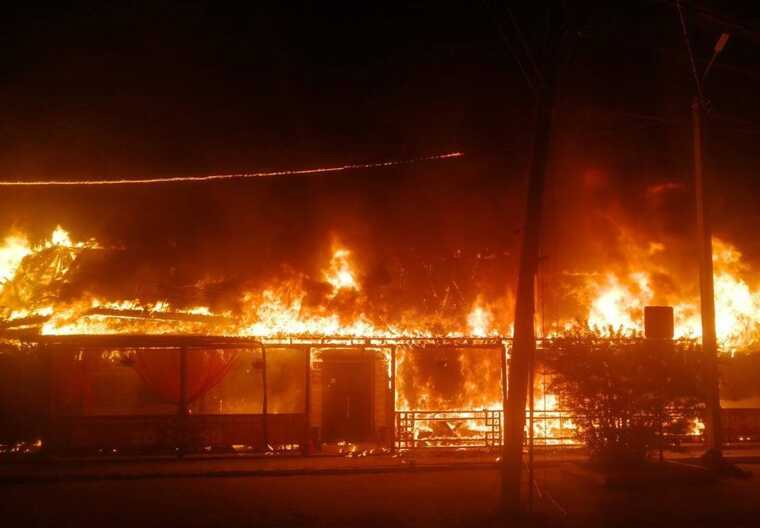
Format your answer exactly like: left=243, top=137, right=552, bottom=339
left=52, top=350, right=100, bottom=414
left=133, top=348, right=238, bottom=405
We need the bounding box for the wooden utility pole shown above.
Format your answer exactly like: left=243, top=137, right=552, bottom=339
left=676, top=0, right=729, bottom=464
left=501, top=76, right=556, bottom=514
left=692, top=96, right=722, bottom=460
left=494, top=4, right=574, bottom=512
left=303, top=347, right=312, bottom=456
left=261, top=345, right=269, bottom=449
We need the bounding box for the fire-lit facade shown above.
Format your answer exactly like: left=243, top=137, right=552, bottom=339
left=18, top=334, right=516, bottom=453
left=2, top=226, right=760, bottom=454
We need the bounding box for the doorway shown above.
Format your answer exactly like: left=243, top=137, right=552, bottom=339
left=321, top=356, right=372, bottom=442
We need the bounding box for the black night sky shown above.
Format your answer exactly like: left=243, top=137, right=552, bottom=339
left=1, top=2, right=760, bottom=320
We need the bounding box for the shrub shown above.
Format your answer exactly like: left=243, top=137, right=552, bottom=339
left=543, top=333, right=705, bottom=467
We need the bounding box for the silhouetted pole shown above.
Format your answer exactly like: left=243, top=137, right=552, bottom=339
left=675, top=0, right=729, bottom=463
left=261, top=345, right=268, bottom=449
left=502, top=77, right=555, bottom=514
left=692, top=96, right=722, bottom=459
left=303, top=347, right=311, bottom=456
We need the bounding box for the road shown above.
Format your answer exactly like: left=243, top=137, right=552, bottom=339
left=1, top=469, right=506, bottom=528
left=538, top=463, right=760, bottom=527
left=3, top=463, right=760, bottom=527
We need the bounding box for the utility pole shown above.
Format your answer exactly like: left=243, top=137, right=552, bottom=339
left=692, top=95, right=722, bottom=460
left=677, top=0, right=730, bottom=463
left=498, top=5, right=568, bottom=514
left=502, top=79, right=555, bottom=514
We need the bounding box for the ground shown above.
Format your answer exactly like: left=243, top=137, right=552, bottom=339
left=1, top=451, right=759, bottom=527
left=540, top=463, right=760, bottom=526
left=2, top=469, right=505, bottom=528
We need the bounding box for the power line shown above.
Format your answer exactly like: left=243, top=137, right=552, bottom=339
left=660, top=0, right=760, bottom=45
left=0, top=152, right=463, bottom=187
left=676, top=0, right=705, bottom=105
left=506, top=7, right=544, bottom=86
left=489, top=3, right=536, bottom=93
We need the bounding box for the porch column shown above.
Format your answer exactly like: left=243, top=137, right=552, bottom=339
left=303, top=347, right=311, bottom=456
left=177, top=347, right=189, bottom=457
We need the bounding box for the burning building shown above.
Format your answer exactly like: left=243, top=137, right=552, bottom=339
left=1, top=224, right=759, bottom=455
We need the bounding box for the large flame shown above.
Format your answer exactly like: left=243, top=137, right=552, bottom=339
left=587, top=272, right=652, bottom=333
left=324, top=246, right=359, bottom=295
left=466, top=298, right=495, bottom=337
left=0, top=232, right=32, bottom=283
left=2, top=226, right=758, bottom=352
left=0, top=232, right=468, bottom=337
left=582, top=238, right=760, bottom=352
left=0, top=226, right=99, bottom=321
left=682, top=239, right=760, bottom=350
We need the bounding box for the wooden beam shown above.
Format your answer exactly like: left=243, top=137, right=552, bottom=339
left=85, top=307, right=233, bottom=325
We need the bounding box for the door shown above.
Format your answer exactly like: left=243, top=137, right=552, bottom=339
left=322, top=359, right=372, bottom=442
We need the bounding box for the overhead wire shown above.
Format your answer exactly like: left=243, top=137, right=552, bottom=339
left=0, top=151, right=463, bottom=187
left=676, top=0, right=706, bottom=105
left=485, top=0, right=536, bottom=93
left=507, top=7, right=545, bottom=86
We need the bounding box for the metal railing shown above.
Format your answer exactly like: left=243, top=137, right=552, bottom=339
left=394, top=408, right=709, bottom=451
left=396, top=410, right=502, bottom=450
left=395, top=409, right=582, bottom=450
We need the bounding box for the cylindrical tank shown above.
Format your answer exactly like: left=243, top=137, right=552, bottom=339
left=644, top=306, right=674, bottom=339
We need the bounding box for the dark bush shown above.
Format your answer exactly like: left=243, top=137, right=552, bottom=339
left=543, top=332, right=705, bottom=467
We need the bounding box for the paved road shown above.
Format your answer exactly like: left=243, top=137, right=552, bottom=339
left=3, top=463, right=760, bottom=527
left=0, top=469, right=508, bottom=528
left=537, top=463, right=760, bottom=527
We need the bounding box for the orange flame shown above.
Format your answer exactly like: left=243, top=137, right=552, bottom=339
left=466, top=298, right=494, bottom=337
left=324, top=247, right=359, bottom=295
left=582, top=238, right=760, bottom=351
left=0, top=232, right=32, bottom=283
